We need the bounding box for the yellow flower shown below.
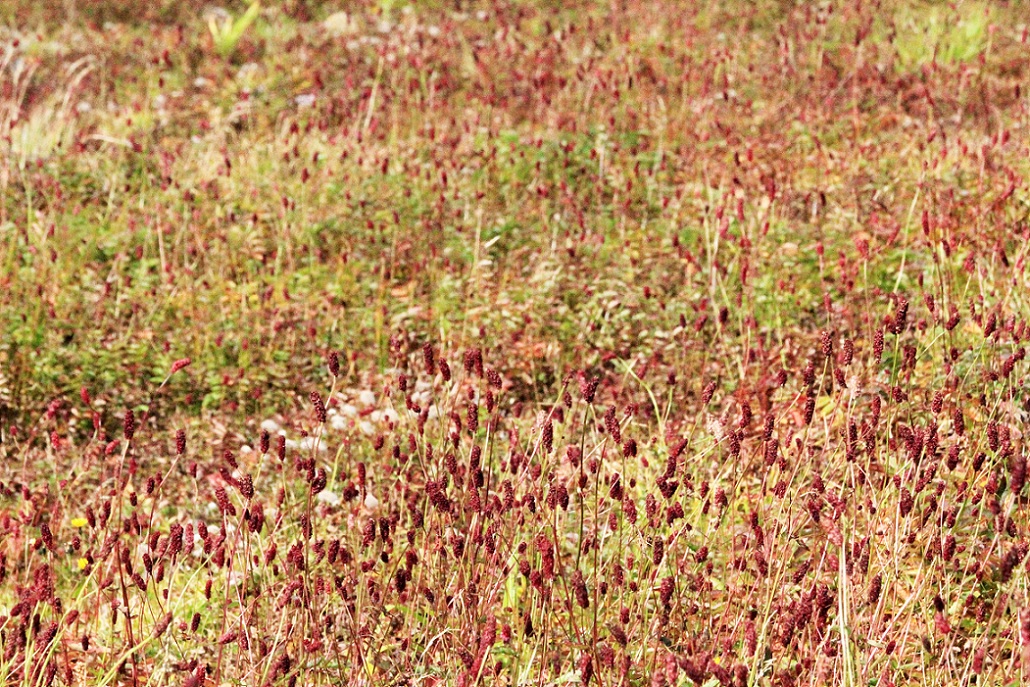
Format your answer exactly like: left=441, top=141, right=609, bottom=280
left=77, top=558, right=88, bottom=570
left=71, top=517, right=88, bottom=528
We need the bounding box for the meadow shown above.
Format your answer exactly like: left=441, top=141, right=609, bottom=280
left=1, top=0, right=1029, bottom=685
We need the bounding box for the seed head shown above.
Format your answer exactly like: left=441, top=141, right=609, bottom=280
left=542, top=420, right=553, bottom=453
left=890, top=296, right=908, bottom=334
left=154, top=612, right=173, bottom=638
left=311, top=468, right=328, bottom=495
left=999, top=543, right=1027, bottom=582
left=984, top=312, right=997, bottom=337
left=653, top=537, right=664, bottom=565
left=309, top=392, right=326, bottom=424
left=572, top=569, right=589, bottom=608
left=40, top=522, right=56, bottom=552
left=820, top=330, right=833, bottom=357
left=422, top=343, right=435, bottom=374
left=738, top=401, right=752, bottom=429
left=841, top=338, right=854, bottom=365
left=169, top=523, right=183, bottom=556
left=605, top=406, right=620, bottom=443
left=659, top=576, right=674, bottom=608
left=580, top=375, right=600, bottom=403
left=1011, top=455, right=1027, bottom=496
left=608, top=622, right=628, bottom=647
left=622, top=496, right=637, bottom=524
left=802, top=361, right=816, bottom=386
left=464, top=348, right=484, bottom=377
left=899, top=488, right=913, bottom=517
left=873, top=329, right=884, bottom=363
left=575, top=655, right=595, bottom=687
left=123, top=409, right=135, bottom=441
left=239, top=474, right=254, bottom=500
left=214, top=486, right=235, bottom=516
left=714, top=488, right=728, bottom=510
left=973, top=647, right=985, bottom=673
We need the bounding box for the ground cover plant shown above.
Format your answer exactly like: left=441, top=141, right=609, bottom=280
left=1, top=0, right=1029, bottom=684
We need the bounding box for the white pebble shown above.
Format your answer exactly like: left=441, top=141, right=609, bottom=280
left=299, top=436, right=327, bottom=452
left=317, top=491, right=341, bottom=506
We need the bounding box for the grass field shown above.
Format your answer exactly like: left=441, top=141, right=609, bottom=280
left=1, top=0, right=1030, bottom=685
